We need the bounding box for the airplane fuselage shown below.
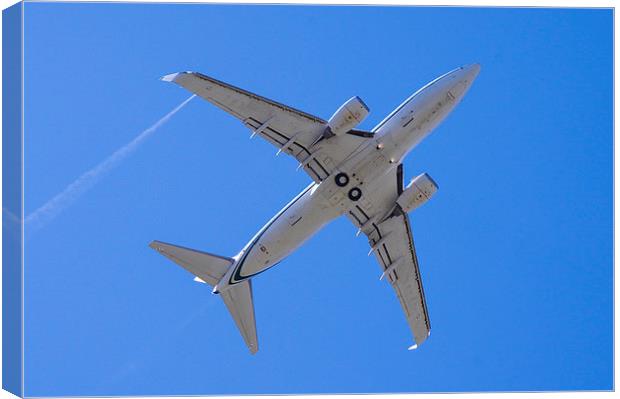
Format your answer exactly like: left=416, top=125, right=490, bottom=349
left=215, top=65, right=480, bottom=292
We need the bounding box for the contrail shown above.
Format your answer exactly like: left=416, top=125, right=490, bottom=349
left=25, top=95, right=196, bottom=234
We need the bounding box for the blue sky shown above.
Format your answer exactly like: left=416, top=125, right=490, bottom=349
left=22, top=3, right=612, bottom=396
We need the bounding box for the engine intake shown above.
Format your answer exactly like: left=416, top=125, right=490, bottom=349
left=327, top=96, right=370, bottom=136
left=396, top=173, right=439, bottom=213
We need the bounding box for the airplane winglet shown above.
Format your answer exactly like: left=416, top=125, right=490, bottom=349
left=161, top=72, right=181, bottom=82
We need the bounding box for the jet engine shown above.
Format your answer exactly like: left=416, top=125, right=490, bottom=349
left=327, top=96, right=370, bottom=136
left=396, top=173, right=439, bottom=212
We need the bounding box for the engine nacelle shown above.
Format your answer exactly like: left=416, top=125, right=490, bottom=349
left=396, top=173, right=439, bottom=213
left=327, top=96, right=370, bottom=136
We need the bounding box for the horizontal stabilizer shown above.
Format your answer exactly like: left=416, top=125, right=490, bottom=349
left=149, top=240, right=233, bottom=286
left=221, top=280, right=259, bottom=354
left=150, top=240, right=259, bottom=354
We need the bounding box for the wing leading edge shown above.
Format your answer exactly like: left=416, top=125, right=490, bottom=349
left=373, top=208, right=431, bottom=349
left=162, top=71, right=373, bottom=183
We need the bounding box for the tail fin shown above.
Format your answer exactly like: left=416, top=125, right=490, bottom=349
left=149, top=240, right=259, bottom=354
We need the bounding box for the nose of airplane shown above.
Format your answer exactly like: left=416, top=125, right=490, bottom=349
left=463, top=63, right=481, bottom=81
left=449, top=63, right=481, bottom=99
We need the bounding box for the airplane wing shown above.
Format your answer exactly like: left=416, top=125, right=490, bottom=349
left=346, top=165, right=431, bottom=348
left=162, top=71, right=372, bottom=183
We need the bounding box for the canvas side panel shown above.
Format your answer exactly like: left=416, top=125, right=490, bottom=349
left=2, top=2, right=24, bottom=397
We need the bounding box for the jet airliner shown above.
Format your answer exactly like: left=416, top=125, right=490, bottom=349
left=150, top=64, right=481, bottom=354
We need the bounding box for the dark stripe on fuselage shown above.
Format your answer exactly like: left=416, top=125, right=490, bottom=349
left=402, top=116, right=415, bottom=128
left=229, top=183, right=315, bottom=284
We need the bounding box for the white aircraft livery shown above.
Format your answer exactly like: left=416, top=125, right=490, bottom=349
left=151, top=64, right=480, bottom=354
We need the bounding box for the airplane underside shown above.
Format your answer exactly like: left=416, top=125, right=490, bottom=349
left=151, top=64, right=480, bottom=354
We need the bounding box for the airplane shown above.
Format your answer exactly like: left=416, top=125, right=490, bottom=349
left=150, top=64, right=480, bottom=354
